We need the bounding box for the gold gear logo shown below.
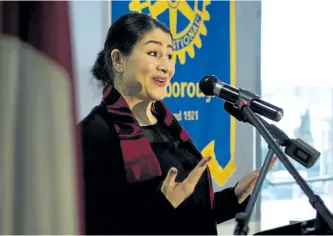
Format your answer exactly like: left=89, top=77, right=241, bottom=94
left=129, top=0, right=211, bottom=65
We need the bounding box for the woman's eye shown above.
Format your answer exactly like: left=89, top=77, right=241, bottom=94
left=148, top=51, right=172, bottom=60
left=148, top=52, right=157, bottom=57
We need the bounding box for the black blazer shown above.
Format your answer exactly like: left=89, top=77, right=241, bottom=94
left=79, top=104, right=248, bottom=235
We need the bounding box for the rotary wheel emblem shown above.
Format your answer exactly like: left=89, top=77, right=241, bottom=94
left=129, top=0, right=211, bottom=65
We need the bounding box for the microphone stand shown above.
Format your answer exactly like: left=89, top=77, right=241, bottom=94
left=233, top=89, right=333, bottom=235
left=234, top=147, right=275, bottom=235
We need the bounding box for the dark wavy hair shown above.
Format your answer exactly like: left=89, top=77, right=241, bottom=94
left=91, top=12, right=172, bottom=88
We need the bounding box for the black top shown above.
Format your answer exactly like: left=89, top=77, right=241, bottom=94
left=79, top=105, right=248, bottom=235
left=141, top=123, right=213, bottom=234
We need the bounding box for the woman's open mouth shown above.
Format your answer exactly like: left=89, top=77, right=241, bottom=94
left=152, top=76, right=167, bottom=87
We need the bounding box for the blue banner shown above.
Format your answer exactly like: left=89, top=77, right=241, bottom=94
left=110, top=0, right=236, bottom=186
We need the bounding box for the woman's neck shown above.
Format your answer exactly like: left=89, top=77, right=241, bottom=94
left=114, top=78, right=157, bottom=126
left=125, top=97, right=158, bottom=126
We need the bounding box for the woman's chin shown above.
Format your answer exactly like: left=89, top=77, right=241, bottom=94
left=148, top=92, right=166, bottom=102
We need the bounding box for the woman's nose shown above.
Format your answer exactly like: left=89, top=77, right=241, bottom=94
left=157, top=59, right=170, bottom=74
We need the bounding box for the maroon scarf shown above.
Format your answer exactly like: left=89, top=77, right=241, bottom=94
left=102, top=84, right=214, bottom=207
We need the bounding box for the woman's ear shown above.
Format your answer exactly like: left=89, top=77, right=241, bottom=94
left=111, top=49, right=124, bottom=73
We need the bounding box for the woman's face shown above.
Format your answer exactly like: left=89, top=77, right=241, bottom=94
left=120, top=28, right=175, bottom=102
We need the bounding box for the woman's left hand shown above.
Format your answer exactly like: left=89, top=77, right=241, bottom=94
left=234, top=156, right=277, bottom=203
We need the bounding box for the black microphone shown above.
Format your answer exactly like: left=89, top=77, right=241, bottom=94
left=224, top=102, right=321, bottom=168
left=199, top=75, right=284, bottom=122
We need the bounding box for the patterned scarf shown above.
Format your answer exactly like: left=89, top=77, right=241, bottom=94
left=102, top=84, right=214, bottom=207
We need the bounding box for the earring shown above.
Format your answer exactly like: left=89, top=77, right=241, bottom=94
left=119, top=78, right=130, bottom=100
left=117, top=66, right=123, bottom=73
left=121, top=79, right=125, bottom=94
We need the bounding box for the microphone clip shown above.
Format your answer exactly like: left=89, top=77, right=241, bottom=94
left=235, top=88, right=260, bottom=111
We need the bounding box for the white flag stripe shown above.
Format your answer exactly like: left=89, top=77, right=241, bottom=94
left=0, top=35, right=21, bottom=235
left=0, top=1, right=82, bottom=233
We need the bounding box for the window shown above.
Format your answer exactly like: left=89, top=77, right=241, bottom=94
left=260, top=0, right=333, bottom=230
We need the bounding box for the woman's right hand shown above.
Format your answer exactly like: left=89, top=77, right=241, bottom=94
left=160, top=156, right=212, bottom=208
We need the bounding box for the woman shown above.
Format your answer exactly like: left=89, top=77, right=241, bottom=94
left=79, top=12, right=276, bottom=235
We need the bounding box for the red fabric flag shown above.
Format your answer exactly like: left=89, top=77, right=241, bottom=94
left=0, top=1, right=83, bottom=234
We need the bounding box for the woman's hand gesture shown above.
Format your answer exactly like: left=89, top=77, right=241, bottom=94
left=161, top=157, right=211, bottom=208
left=235, top=156, right=277, bottom=203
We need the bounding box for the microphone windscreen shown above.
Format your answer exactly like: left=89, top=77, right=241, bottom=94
left=199, top=75, right=219, bottom=96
